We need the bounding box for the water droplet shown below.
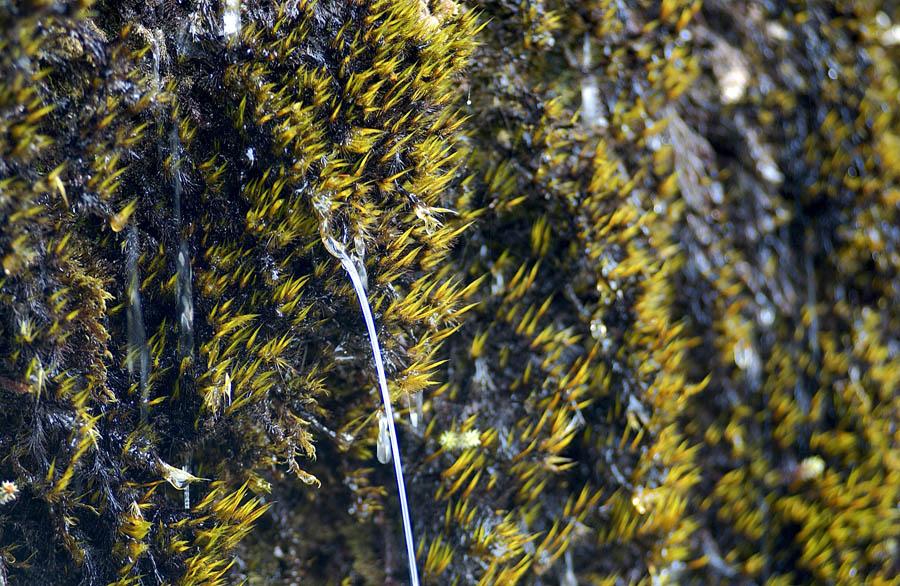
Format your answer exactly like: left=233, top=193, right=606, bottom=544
left=733, top=339, right=760, bottom=377
left=408, top=391, right=424, bottom=429
left=562, top=550, right=578, bottom=586
left=183, top=464, right=191, bottom=509
left=376, top=411, right=392, bottom=464
left=758, top=162, right=784, bottom=184
left=796, top=456, right=825, bottom=481
left=581, top=76, right=599, bottom=125
left=223, top=0, right=241, bottom=40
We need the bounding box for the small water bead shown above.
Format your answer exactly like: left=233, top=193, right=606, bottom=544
left=352, top=233, right=368, bottom=291
left=407, top=391, right=424, bottom=429
left=581, top=75, right=599, bottom=126
left=562, top=550, right=578, bottom=586
left=733, top=339, right=762, bottom=386
left=733, top=339, right=753, bottom=370
left=590, top=319, right=607, bottom=340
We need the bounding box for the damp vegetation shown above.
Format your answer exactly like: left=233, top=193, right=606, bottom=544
left=0, top=1, right=898, bottom=585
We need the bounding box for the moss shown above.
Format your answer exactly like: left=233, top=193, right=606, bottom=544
left=1, top=0, right=897, bottom=585
left=673, top=2, right=900, bottom=583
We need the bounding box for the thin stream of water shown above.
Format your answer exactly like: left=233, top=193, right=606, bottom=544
left=171, top=118, right=194, bottom=507
left=126, top=226, right=150, bottom=423
left=326, top=238, right=420, bottom=586
left=171, top=126, right=195, bottom=365
left=581, top=33, right=599, bottom=125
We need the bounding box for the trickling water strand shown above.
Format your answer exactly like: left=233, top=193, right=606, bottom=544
left=580, top=33, right=599, bottom=125
left=562, top=549, right=578, bottom=586
left=171, top=127, right=194, bottom=361
left=171, top=122, right=195, bottom=507
left=171, top=124, right=182, bottom=220
left=126, top=226, right=150, bottom=422
left=805, top=242, right=820, bottom=365
left=177, top=243, right=195, bottom=358
left=182, top=462, right=191, bottom=509
left=223, top=0, right=241, bottom=40
left=319, top=229, right=420, bottom=586
left=149, top=33, right=161, bottom=93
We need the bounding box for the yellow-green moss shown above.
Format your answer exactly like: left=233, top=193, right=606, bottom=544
left=1, top=1, right=897, bottom=584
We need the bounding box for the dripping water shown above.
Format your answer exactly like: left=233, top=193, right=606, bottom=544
left=170, top=121, right=195, bottom=507
left=377, top=410, right=391, bottom=464
left=804, top=238, right=819, bottom=366
left=128, top=25, right=166, bottom=425
left=406, top=390, right=423, bottom=430
left=223, top=0, right=241, bottom=40
left=171, top=126, right=194, bottom=361
left=148, top=31, right=161, bottom=94
left=126, top=226, right=150, bottom=422
left=177, top=242, right=194, bottom=359
left=182, top=461, right=192, bottom=509
left=319, top=230, right=420, bottom=586
left=580, top=33, right=599, bottom=126
left=562, top=549, right=578, bottom=586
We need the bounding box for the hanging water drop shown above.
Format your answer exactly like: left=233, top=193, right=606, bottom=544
left=407, top=391, right=424, bottom=430
left=733, top=339, right=754, bottom=371
left=377, top=410, right=392, bottom=464
left=580, top=33, right=599, bottom=125
left=126, top=226, right=150, bottom=422
left=562, top=550, right=578, bottom=586
left=590, top=319, right=607, bottom=340
left=223, top=0, right=241, bottom=40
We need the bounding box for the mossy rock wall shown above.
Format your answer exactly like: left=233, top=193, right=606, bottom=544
left=1, top=0, right=897, bottom=584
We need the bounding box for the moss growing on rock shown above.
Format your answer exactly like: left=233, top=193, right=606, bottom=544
left=1, top=1, right=897, bottom=584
